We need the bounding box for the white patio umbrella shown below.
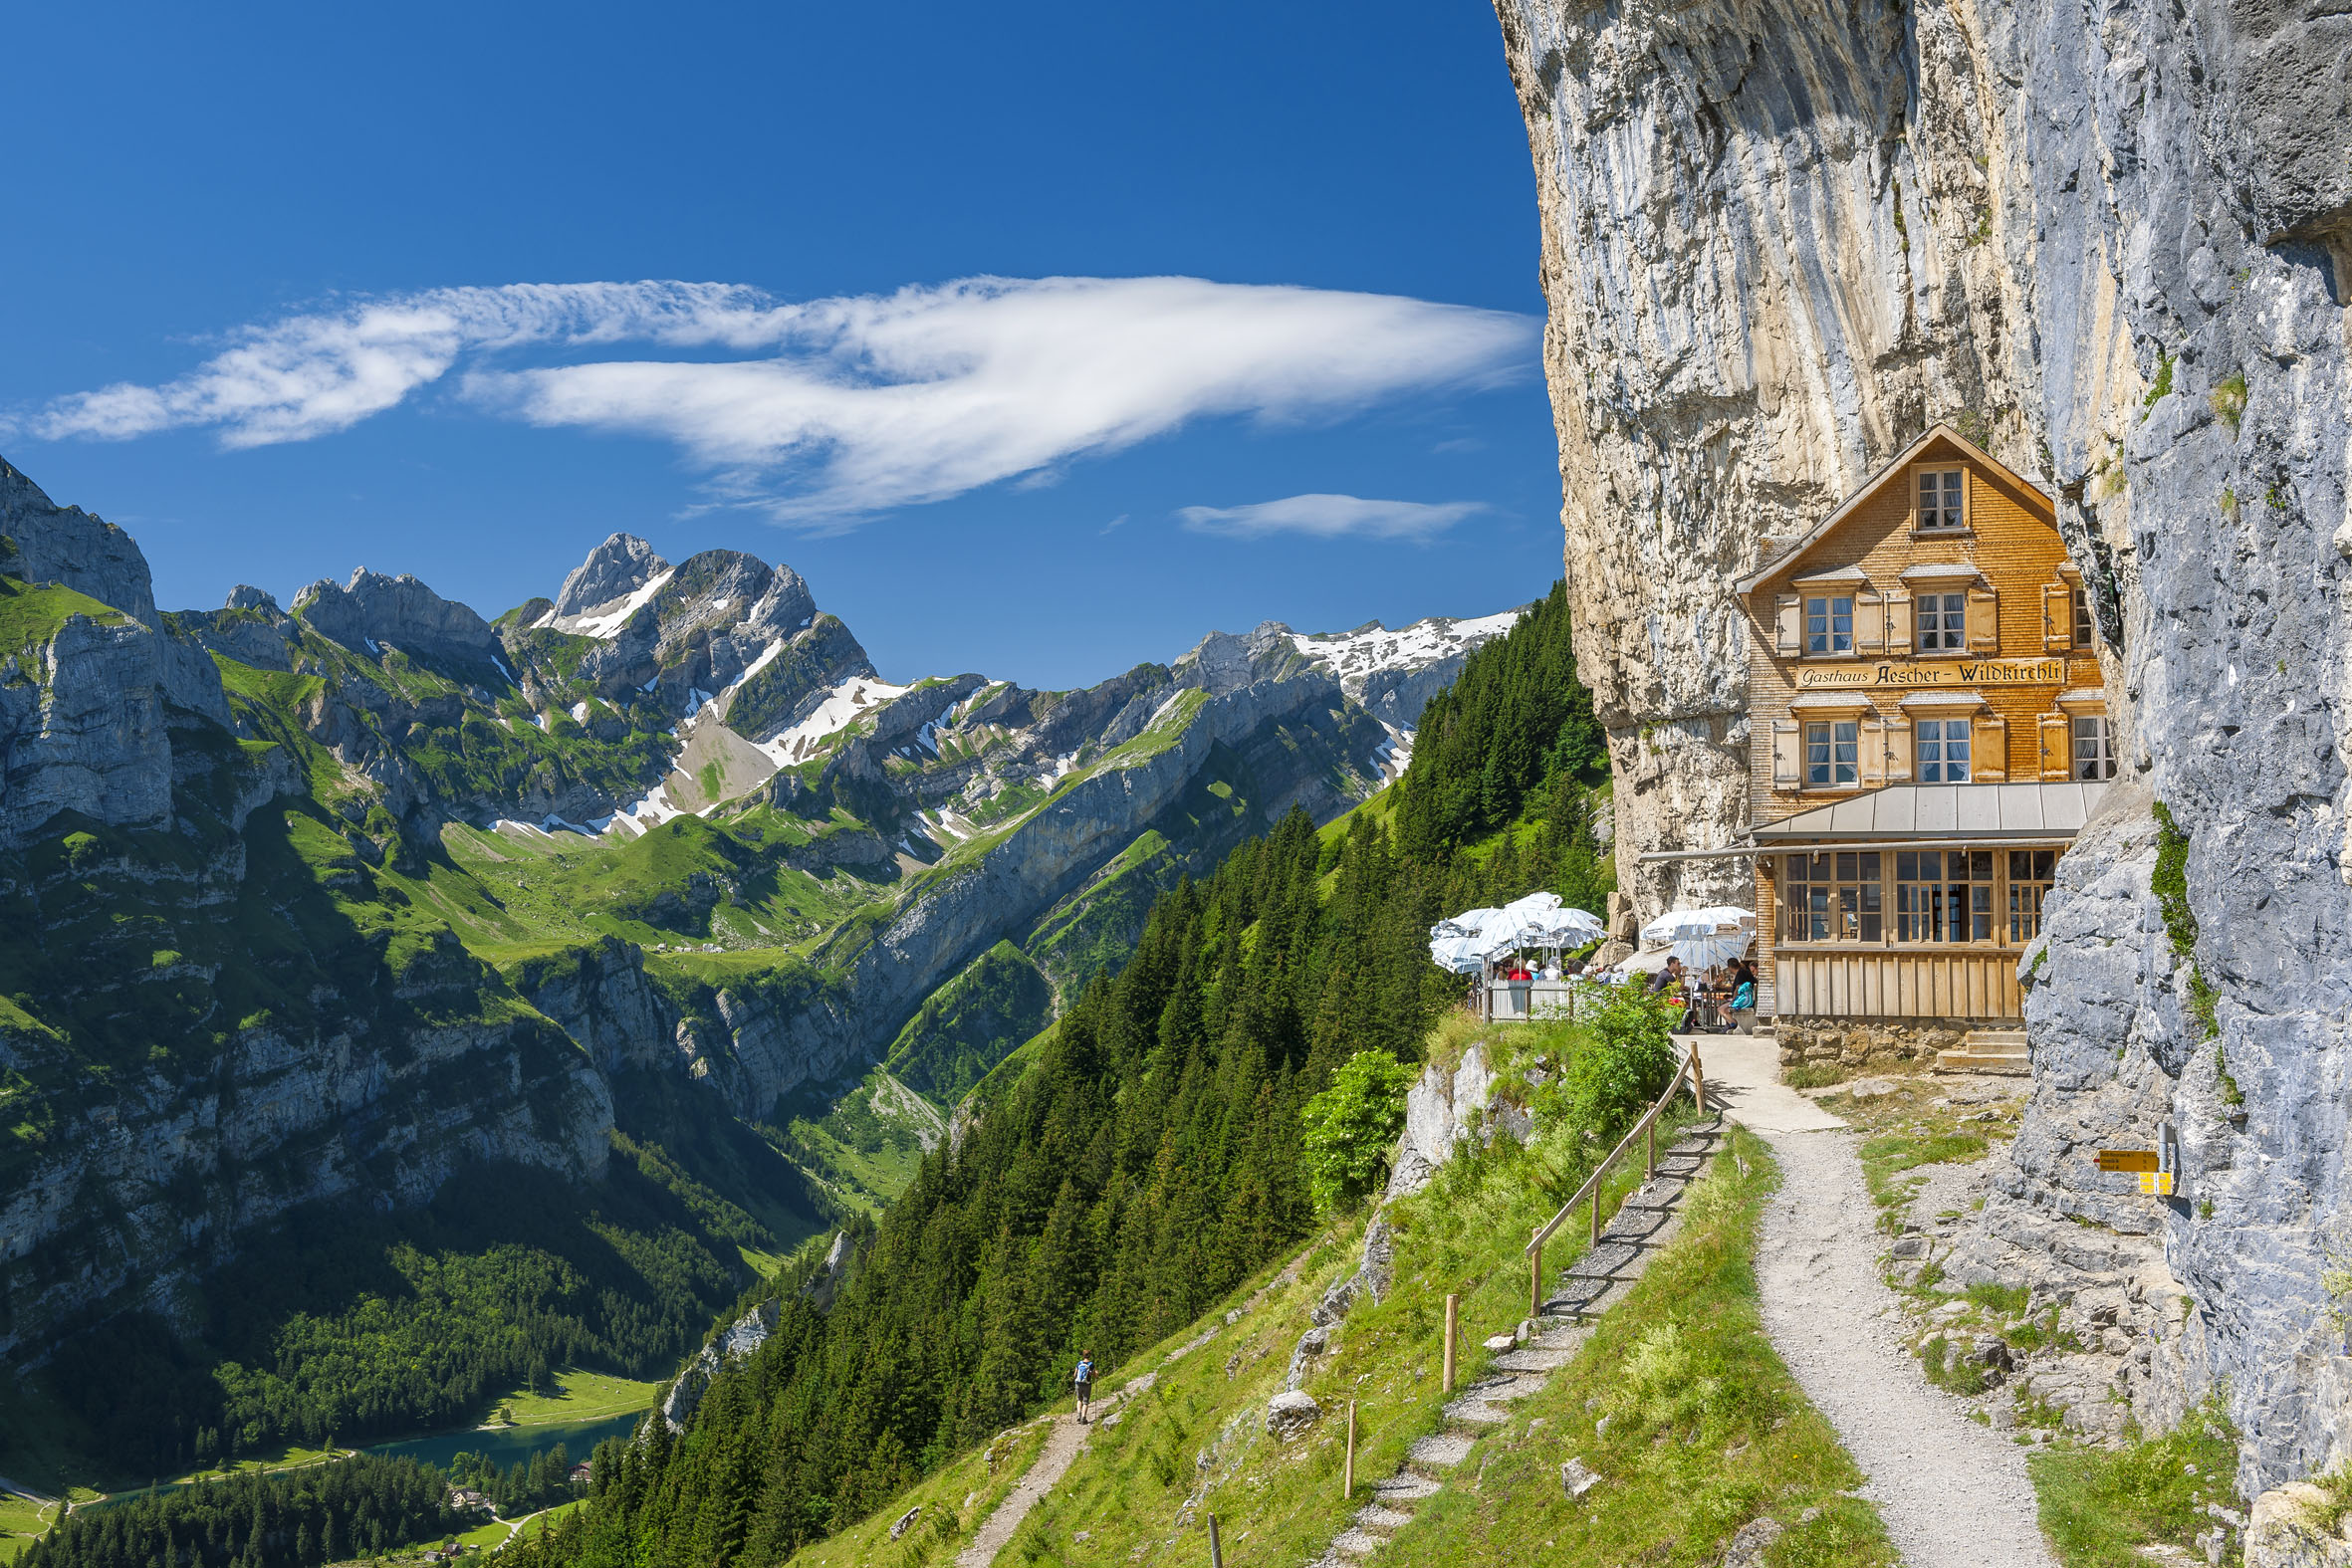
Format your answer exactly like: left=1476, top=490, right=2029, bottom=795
left=1427, top=934, right=1487, bottom=974
left=1490, top=891, right=1605, bottom=952
left=1671, top=932, right=1754, bottom=970
left=1431, top=907, right=1507, bottom=941
left=1638, top=905, right=1757, bottom=945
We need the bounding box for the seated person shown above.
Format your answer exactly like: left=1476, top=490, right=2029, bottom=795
left=1645, top=956, right=1684, bottom=998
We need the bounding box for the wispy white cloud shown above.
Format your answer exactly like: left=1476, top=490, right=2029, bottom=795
left=1176, top=493, right=1486, bottom=542
left=27, top=277, right=1534, bottom=524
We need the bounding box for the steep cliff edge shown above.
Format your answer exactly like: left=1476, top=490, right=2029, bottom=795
left=1496, top=0, right=2352, bottom=1492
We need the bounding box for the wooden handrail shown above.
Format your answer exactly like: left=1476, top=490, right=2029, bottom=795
left=1526, top=1040, right=1707, bottom=1256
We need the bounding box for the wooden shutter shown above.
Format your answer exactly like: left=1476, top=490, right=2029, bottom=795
left=1975, top=714, right=2007, bottom=782
left=1771, top=720, right=1801, bottom=786
left=1773, top=595, right=1801, bottom=656
left=2042, top=581, right=2074, bottom=652
left=1967, top=585, right=2000, bottom=652
left=2038, top=713, right=2071, bottom=779
left=1855, top=591, right=1886, bottom=654
left=1860, top=714, right=1887, bottom=786
left=1885, top=593, right=1914, bottom=655
left=1884, top=718, right=1913, bottom=783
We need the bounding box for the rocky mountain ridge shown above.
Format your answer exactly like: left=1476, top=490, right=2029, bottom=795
left=1497, top=0, right=2352, bottom=1501
left=0, top=452, right=1521, bottom=1399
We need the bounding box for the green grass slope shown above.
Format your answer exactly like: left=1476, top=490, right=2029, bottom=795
left=803, top=1038, right=1898, bottom=1568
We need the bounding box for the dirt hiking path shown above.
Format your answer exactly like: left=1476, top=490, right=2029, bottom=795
left=952, top=1410, right=1095, bottom=1568
left=1702, top=1033, right=2057, bottom=1568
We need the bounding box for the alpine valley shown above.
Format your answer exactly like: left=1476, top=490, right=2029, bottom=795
left=0, top=451, right=1522, bottom=1481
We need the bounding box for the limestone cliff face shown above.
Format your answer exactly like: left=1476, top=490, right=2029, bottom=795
left=1497, top=0, right=2352, bottom=1490
left=1493, top=0, right=2036, bottom=910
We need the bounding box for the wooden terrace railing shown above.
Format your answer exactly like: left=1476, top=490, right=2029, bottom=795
left=1523, top=1040, right=1708, bottom=1318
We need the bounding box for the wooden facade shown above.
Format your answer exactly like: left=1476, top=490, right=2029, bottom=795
left=1738, top=426, right=2111, bottom=1022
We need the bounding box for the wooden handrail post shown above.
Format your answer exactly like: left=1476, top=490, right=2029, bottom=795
left=1529, top=1228, right=1543, bottom=1318
left=1209, top=1512, right=1225, bottom=1568
left=1590, top=1184, right=1601, bottom=1246
left=1344, top=1400, right=1356, bottom=1499
left=1693, top=1044, right=1706, bottom=1113
left=1646, top=1118, right=1657, bottom=1179
left=1442, top=1293, right=1459, bottom=1392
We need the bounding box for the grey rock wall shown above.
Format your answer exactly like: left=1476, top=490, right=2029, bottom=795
left=1495, top=0, right=2352, bottom=1491
left=0, top=616, right=173, bottom=845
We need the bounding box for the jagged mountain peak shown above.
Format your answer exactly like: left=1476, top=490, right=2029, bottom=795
left=292, top=565, right=499, bottom=659
left=224, top=583, right=279, bottom=612
left=554, top=531, right=670, bottom=618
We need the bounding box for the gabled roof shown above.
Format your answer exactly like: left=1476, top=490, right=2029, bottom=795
left=1735, top=424, right=2055, bottom=595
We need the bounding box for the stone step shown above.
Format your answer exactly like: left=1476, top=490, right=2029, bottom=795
left=1371, top=1473, right=1441, bottom=1502
left=1328, top=1528, right=1386, bottom=1559
left=1406, top=1433, right=1476, bottom=1473
left=1936, top=1030, right=2031, bottom=1075
left=1491, top=1347, right=1573, bottom=1373
left=1353, top=1502, right=1414, bottom=1534
left=1563, top=1239, right=1643, bottom=1279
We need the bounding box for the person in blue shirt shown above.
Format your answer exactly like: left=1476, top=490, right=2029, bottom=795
left=1074, top=1354, right=1095, bottom=1423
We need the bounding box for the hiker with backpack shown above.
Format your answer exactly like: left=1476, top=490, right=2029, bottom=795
left=1073, top=1353, right=1095, bottom=1422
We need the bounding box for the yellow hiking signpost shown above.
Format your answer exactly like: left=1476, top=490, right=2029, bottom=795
left=2094, top=1122, right=2181, bottom=1197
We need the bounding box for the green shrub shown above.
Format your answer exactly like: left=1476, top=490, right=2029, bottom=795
left=1542, top=984, right=1679, bottom=1143
left=1299, top=1049, right=1420, bottom=1212
left=1969, top=1281, right=2030, bottom=1315
left=2210, top=370, right=2246, bottom=434
left=2150, top=801, right=2220, bottom=1040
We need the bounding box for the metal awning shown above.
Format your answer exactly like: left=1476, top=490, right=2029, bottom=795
left=1751, top=782, right=2108, bottom=842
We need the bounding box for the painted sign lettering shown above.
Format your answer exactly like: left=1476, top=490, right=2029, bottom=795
left=1794, top=657, right=2066, bottom=690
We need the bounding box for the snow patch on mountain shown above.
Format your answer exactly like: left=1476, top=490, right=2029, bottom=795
left=551, top=567, right=678, bottom=640
left=1288, top=609, right=1523, bottom=702
left=756, top=676, right=910, bottom=767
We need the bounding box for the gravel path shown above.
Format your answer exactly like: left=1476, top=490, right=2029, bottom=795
left=1696, top=1032, right=2057, bottom=1566
left=1751, top=1122, right=2058, bottom=1567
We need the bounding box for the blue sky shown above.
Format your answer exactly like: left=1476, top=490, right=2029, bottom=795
left=3, top=1, right=1557, bottom=689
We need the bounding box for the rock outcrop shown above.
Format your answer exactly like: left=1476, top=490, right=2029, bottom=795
left=1495, top=0, right=2352, bottom=1495
left=1385, top=1043, right=1500, bottom=1199
left=659, top=1300, right=780, bottom=1432
left=293, top=567, right=501, bottom=664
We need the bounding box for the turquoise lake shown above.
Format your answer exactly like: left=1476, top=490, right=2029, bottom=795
left=362, top=1410, right=649, bottom=1472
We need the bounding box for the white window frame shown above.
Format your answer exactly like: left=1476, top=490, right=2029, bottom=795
left=2072, top=713, right=2116, bottom=780
left=2072, top=586, right=2094, bottom=649
left=1917, top=468, right=1967, bottom=531
left=1917, top=590, right=1968, bottom=651
left=1804, top=719, right=1859, bottom=787
left=1917, top=717, right=1972, bottom=783
left=1804, top=594, right=1854, bottom=655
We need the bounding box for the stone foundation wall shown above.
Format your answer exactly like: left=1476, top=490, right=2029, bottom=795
left=1774, top=1016, right=1971, bottom=1069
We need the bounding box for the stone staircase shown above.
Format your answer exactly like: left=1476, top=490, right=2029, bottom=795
left=1304, top=1117, right=1725, bottom=1565
left=1936, top=1027, right=2030, bottom=1075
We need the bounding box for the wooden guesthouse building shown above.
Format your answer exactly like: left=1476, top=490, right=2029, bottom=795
left=1723, top=425, right=2112, bottom=1064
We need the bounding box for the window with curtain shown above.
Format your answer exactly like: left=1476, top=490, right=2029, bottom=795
left=1919, top=590, right=1968, bottom=650
left=2072, top=714, right=2115, bottom=780
left=1917, top=718, right=1971, bottom=783
left=1805, top=594, right=1854, bottom=654
left=1804, top=719, right=1858, bottom=786
left=1918, top=469, right=1965, bottom=530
